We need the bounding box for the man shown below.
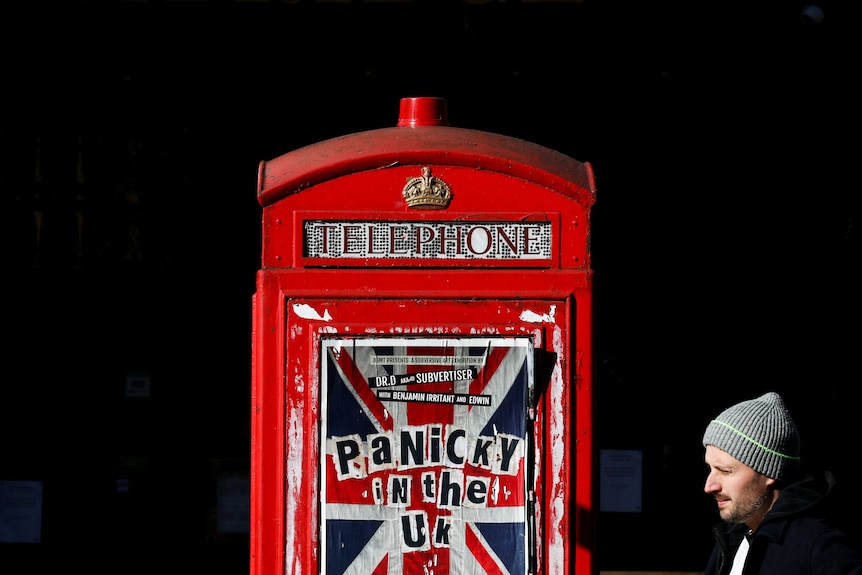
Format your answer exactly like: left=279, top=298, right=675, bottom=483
left=703, top=391, right=862, bottom=574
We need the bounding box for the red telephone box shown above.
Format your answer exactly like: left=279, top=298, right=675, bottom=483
left=251, top=97, right=596, bottom=575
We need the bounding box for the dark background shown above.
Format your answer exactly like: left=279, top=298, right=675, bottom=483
left=1, top=1, right=859, bottom=573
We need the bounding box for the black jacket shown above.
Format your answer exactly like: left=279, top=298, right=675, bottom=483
left=705, top=471, right=862, bottom=575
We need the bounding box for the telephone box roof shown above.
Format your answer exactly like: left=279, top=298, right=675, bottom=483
left=257, top=97, right=596, bottom=209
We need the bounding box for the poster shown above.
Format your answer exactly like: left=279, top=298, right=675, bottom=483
left=599, top=449, right=643, bottom=513
left=0, top=480, right=43, bottom=543
left=320, top=336, right=533, bottom=575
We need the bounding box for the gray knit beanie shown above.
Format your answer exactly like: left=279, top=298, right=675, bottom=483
left=702, top=391, right=801, bottom=480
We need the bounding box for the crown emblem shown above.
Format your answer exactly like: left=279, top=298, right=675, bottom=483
left=402, top=167, right=452, bottom=209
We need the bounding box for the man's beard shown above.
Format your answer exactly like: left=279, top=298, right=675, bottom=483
left=721, top=488, right=772, bottom=525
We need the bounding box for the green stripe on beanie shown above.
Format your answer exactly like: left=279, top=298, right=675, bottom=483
left=702, top=392, right=801, bottom=480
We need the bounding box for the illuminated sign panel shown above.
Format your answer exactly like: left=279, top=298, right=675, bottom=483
left=304, top=220, right=552, bottom=260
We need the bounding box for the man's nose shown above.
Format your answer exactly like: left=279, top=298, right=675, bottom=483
left=704, top=473, right=718, bottom=494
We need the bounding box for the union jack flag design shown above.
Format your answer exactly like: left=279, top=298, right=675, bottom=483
left=321, top=337, right=533, bottom=575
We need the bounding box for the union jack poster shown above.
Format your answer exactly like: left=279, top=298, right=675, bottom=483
left=320, top=336, right=534, bottom=575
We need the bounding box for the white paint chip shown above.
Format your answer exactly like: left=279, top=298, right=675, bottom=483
left=293, top=303, right=333, bottom=321
left=519, top=305, right=556, bottom=324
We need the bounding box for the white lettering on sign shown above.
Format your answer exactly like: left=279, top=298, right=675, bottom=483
left=304, top=220, right=552, bottom=260
left=372, top=367, right=479, bottom=388
left=370, top=355, right=484, bottom=365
